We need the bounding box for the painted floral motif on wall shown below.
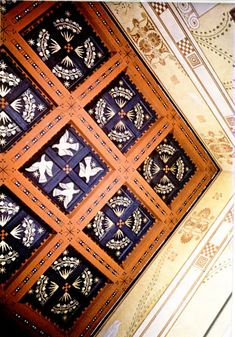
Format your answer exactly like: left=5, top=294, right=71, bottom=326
left=189, top=5, right=235, bottom=101
left=127, top=12, right=175, bottom=67
left=201, top=130, right=234, bottom=166
left=192, top=11, right=233, bottom=65
left=178, top=208, right=214, bottom=244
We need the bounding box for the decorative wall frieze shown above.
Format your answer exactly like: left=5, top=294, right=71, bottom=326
left=175, top=3, right=200, bottom=30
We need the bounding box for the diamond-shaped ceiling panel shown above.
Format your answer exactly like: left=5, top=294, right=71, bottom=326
left=87, top=73, right=157, bottom=153
left=22, top=2, right=109, bottom=91
left=22, top=246, right=107, bottom=329
left=85, top=186, right=155, bottom=262
left=0, top=2, right=218, bottom=337
left=0, top=49, right=52, bottom=152
left=0, top=186, right=51, bottom=283
left=22, top=125, right=108, bottom=213
left=138, top=133, right=196, bottom=204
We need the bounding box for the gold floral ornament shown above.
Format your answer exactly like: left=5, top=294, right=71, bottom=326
left=179, top=208, right=214, bottom=244
left=201, top=130, right=234, bottom=166
left=127, top=12, right=174, bottom=66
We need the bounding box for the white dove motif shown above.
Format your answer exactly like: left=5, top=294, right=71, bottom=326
left=52, top=130, right=79, bottom=157
left=53, top=182, right=80, bottom=209
left=79, top=156, right=103, bottom=183
left=25, top=154, right=53, bottom=183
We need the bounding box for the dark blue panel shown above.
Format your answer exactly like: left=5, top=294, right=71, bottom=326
left=22, top=246, right=107, bottom=329
left=22, top=126, right=108, bottom=213
left=0, top=0, right=20, bottom=14
left=22, top=2, right=109, bottom=91
left=138, top=133, right=196, bottom=204
left=86, top=73, right=157, bottom=153
left=0, top=186, right=51, bottom=284
left=84, top=186, right=155, bottom=262
left=0, top=49, right=52, bottom=152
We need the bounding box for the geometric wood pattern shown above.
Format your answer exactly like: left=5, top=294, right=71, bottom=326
left=0, top=2, right=218, bottom=337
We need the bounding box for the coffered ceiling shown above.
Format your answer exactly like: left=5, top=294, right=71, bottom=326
left=0, top=2, right=233, bottom=337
